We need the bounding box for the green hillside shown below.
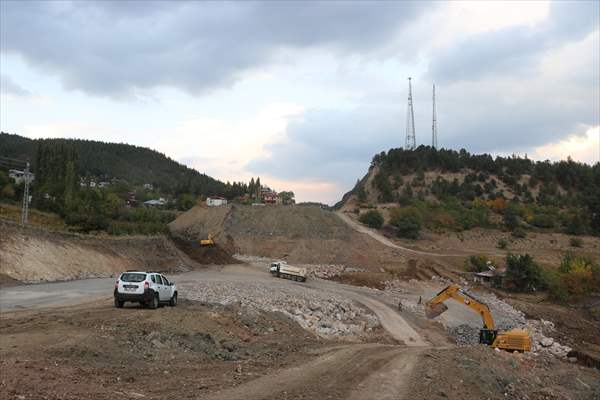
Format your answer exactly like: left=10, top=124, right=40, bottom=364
left=0, top=132, right=225, bottom=195
left=340, top=146, right=600, bottom=236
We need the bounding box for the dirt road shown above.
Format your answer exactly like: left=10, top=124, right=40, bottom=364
left=1, top=265, right=428, bottom=347
left=336, top=211, right=462, bottom=257
left=1, top=263, right=427, bottom=399
left=204, top=344, right=422, bottom=400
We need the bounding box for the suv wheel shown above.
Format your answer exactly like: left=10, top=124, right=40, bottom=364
left=149, top=293, right=159, bottom=309
left=114, top=298, right=124, bottom=308
left=169, top=292, right=178, bottom=307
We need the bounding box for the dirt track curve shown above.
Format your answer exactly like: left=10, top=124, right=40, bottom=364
left=335, top=211, right=463, bottom=257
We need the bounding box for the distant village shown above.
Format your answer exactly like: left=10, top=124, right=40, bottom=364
left=7, top=166, right=294, bottom=211
left=76, top=176, right=294, bottom=209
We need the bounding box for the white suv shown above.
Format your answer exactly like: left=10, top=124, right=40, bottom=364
left=114, top=271, right=177, bottom=309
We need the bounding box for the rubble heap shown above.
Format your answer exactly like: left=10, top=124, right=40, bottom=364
left=180, top=280, right=380, bottom=340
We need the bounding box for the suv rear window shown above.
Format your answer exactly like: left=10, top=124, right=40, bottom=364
left=120, top=273, right=147, bottom=282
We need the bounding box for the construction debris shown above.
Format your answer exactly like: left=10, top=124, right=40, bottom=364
left=180, top=280, right=380, bottom=340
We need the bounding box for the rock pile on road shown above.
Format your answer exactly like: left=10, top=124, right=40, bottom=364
left=180, top=281, right=380, bottom=340
left=306, top=265, right=365, bottom=280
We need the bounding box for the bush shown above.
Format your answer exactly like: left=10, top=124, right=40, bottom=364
left=497, top=238, right=508, bottom=249
left=511, top=227, right=527, bottom=238
left=389, top=207, right=422, bottom=239
left=503, top=210, right=520, bottom=231
left=359, top=210, right=384, bottom=229
left=504, top=254, right=544, bottom=292
left=569, top=237, right=583, bottom=248
left=547, top=254, right=599, bottom=301
left=565, top=212, right=587, bottom=235
left=466, top=255, right=490, bottom=272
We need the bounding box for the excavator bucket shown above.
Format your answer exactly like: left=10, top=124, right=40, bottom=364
left=425, top=302, right=448, bottom=319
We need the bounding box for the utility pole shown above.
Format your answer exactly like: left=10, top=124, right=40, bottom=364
left=432, top=84, right=438, bottom=149
left=21, top=162, right=30, bottom=225
left=405, top=77, right=416, bottom=150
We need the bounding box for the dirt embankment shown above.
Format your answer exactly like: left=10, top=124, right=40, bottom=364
left=169, top=205, right=409, bottom=270
left=0, top=221, right=195, bottom=283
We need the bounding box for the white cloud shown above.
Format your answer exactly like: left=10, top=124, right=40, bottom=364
left=156, top=102, right=305, bottom=182
left=529, top=126, right=599, bottom=165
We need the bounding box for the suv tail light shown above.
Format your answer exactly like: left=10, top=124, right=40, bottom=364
left=115, top=280, right=119, bottom=288
left=144, top=281, right=149, bottom=290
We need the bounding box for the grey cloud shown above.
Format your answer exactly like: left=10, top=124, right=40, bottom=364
left=0, top=1, right=433, bottom=98
left=0, top=74, right=31, bottom=97
left=247, top=69, right=598, bottom=201
left=246, top=107, right=400, bottom=191
left=428, top=1, right=599, bottom=83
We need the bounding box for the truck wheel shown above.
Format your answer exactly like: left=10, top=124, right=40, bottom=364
left=149, top=293, right=159, bottom=309
left=114, top=298, right=124, bottom=308
left=169, top=292, right=178, bottom=307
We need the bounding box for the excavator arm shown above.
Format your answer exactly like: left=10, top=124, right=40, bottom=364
left=425, top=284, right=531, bottom=351
left=425, top=284, right=495, bottom=330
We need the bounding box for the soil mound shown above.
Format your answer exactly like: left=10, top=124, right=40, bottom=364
left=169, top=235, right=237, bottom=265
left=169, top=204, right=407, bottom=269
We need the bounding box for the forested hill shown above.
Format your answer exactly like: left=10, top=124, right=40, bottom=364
left=338, top=146, right=600, bottom=235
left=0, top=132, right=225, bottom=195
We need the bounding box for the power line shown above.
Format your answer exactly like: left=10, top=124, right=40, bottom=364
left=405, top=77, right=416, bottom=150
left=21, top=163, right=31, bottom=225
left=432, top=84, right=438, bottom=149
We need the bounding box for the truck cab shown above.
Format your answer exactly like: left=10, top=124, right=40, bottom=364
left=270, top=261, right=286, bottom=275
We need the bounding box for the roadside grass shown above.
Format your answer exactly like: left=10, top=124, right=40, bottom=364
left=0, top=202, right=66, bottom=230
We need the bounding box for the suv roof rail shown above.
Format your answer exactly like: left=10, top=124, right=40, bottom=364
left=125, top=269, right=144, bottom=272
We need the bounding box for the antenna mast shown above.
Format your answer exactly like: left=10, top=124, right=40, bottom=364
left=432, top=84, right=438, bottom=149
left=405, top=77, right=416, bottom=150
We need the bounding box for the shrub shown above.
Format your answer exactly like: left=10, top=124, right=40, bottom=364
left=504, top=253, right=544, bottom=292
left=503, top=209, right=520, bottom=231
left=357, top=185, right=368, bottom=203
left=565, top=212, right=587, bottom=235
left=548, top=254, right=599, bottom=301
left=389, top=207, right=422, bottom=239
left=497, top=238, right=508, bottom=249
left=466, top=255, right=490, bottom=272
left=511, top=227, right=527, bottom=238
left=569, top=237, right=583, bottom=248
left=359, top=210, right=384, bottom=229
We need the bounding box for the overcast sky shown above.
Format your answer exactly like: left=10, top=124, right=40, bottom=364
left=1, top=1, right=598, bottom=204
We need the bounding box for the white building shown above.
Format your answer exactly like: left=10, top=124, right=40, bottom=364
left=207, top=196, right=227, bottom=207
left=143, top=199, right=166, bottom=207
left=8, top=169, right=34, bottom=185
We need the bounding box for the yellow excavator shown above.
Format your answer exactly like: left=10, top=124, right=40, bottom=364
left=425, top=284, right=531, bottom=352
left=199, top=233, right=215, bottom=247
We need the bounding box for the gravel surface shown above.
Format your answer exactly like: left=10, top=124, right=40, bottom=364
left=180, top=280, right=380, bottom=340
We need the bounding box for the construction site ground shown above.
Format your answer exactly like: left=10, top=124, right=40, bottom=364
left=2, top=262, right=599, bottom=400
left=1, top=205, right=600, bottom=399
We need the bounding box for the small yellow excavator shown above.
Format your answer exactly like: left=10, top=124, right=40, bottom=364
left=199, top=233, right=215, bottom=247
left=425, top=284, right=531, bottom=352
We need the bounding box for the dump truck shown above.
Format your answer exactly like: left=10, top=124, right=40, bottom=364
left=269, top=261, right=307, bottom=282
left=426, top=284, right=531, bottom=352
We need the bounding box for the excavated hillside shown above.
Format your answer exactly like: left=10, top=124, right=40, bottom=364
left=0, top=221, right=195, bottom=283
left=169, top=205, right=409, bottom=270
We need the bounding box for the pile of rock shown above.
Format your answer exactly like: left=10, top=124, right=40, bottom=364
left=525, top=319, right=573, bottom=359
left=306, top=265, right=365, bottom=280
left=450, top=324, right=480, bottom=346
left=180, top=280, right=380, bottom=340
